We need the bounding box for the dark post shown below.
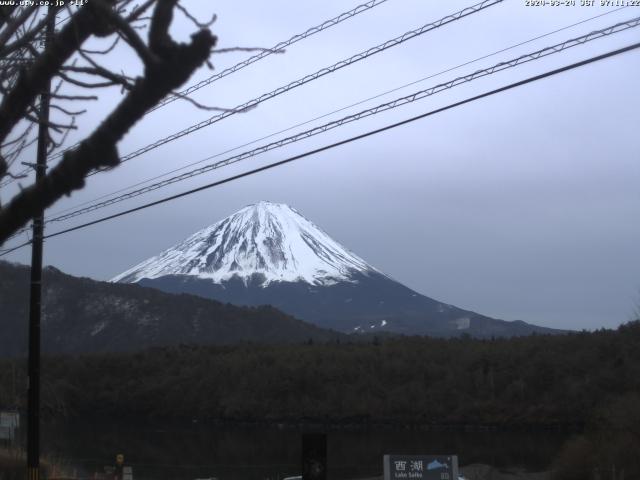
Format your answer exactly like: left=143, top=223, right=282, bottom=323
left=302, top=433, right=327, bottom=480
left=114, top=454, right=124, bottom=480
left=26, top=9, right=54, bottom=480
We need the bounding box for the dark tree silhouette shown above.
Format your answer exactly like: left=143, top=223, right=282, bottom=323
left=0, top=0, right=217, bottom=245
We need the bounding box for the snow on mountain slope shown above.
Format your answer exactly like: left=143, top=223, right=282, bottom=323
left=112, top=201, right=379, bottom=286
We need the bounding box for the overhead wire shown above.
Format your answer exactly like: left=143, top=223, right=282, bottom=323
left=2, top=39, right=638, bottom=255
left=45, top=0, right=396, bottom=165
left=40, top=43, right=640, bottom=242
left=1, top=0, right=505, bottom=240
left=60, top=0, right=504, bottom=174
left=0, top=241, right=30, bottom=256
left=45, top=5, right=630, bottom=219
left=5, top=13, right=639, bottom=243
left=31, top=15, right=640, bottom=229
left=151, top=0, right=393, bottom=112
left=0, top=0, right=393, bottom=187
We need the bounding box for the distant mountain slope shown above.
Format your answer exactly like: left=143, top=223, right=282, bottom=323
left=114, top=201, right=565, bottom=338
left=0, top=261, right=342, bottom=357
left=137, top=271, right=561, bottom=337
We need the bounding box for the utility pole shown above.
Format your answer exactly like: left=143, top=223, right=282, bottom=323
left=26, top=8, right=54, bottom=480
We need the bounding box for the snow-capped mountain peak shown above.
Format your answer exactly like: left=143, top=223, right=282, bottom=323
left=111, top=201, right=378, bottom=286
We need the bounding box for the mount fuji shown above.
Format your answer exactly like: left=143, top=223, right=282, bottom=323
left=112, top=201, right=561, bottom=337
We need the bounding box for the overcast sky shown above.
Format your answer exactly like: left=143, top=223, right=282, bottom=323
left=2, top=0, right=639, bottom=331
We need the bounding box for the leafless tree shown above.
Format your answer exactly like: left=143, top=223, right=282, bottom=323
left=0, top=0, right=218, bottom=245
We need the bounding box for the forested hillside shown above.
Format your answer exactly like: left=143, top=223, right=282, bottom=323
left=0, top=261, right=343, bottom=356
left=1, top=321, right=638, bottom=426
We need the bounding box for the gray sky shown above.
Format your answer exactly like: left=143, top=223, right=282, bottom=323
left=2, top=0, right=639, bottom=331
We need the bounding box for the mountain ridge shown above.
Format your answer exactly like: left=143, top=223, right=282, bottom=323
left=0, top=261, right=344, bottom=357
left=113, top=202, right=566, bottom=338
left=112, top=201, right=379, bottom=286
left=137, top=271, right=563, bottom=337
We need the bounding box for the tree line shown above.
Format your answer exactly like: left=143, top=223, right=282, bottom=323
left=0, top=321, right=638, bottom=427
left=2, top=322, right=640, bottom=477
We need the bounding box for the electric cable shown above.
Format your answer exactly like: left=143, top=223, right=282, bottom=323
left=151, top=0, right=393, bottom=111
left=0, top=0, right=393, bottom=186
left=46, top=5, right=629, bottom=218
left=51, top=0, right=503, bottom=173
left=42, top=42, right=640, bottom=241
left=35, top=16, right=640, bottom=228
left=2, top=39, right=636, bottom=255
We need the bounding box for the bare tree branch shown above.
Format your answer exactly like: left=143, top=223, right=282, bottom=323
left=49, top=104, right=87, bottom=116
left=79, top=35, right=120, bottom=55
left=176, top=2, right=216, bottom=29
left=0, top=0, right=217, bottom=244
left=47, top=116, right=76, bottom=154
left=0, top=6, right=19, bottom=30
left=169, top=89, right=254, bottom=112
left=24, top=113, right=75, bottom=133
left=148, top=0, right=175, bottom=52
left=0, top=7, right=58, bottom=57
left=125, top=0, right=156, bottom=22
left=92, top=0, right=160, bottom=66
left=1, top=124, right=33, bottom=148
left=56, top=70, right=120, bottom=89
left=50, top=93, right=99, bottom=101
left=0, top=6, right=38, bottom=51
left=0, top=2, right=108, bottom=147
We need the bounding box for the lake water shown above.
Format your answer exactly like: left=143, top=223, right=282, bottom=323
left=39, top=421, right=572, bottom=480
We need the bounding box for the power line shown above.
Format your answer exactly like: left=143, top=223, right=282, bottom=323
left=34, top=16, right=640, bottom=228
left=45, top=6, right=629, bottom=219
left=6, top=13, right=638, bottom=243
left=0, top=0, right=392, bottom=187
left=2, top=39, right=635, bottom=256
left=151, top=0, right=393, bottom=112
left=84, top=0, right=503, bottom=173
left=0, top=241, right=30, bottom=256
